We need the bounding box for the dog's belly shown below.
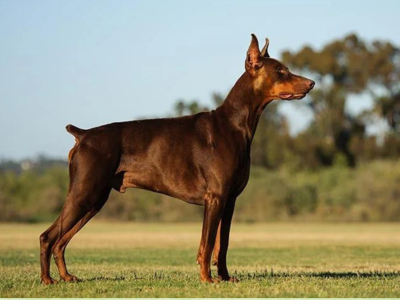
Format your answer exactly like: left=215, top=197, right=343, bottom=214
left=112, top=164, right=207, bottom=206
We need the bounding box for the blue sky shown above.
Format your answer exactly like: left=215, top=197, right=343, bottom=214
left=1, top=0, right=399, bottom=159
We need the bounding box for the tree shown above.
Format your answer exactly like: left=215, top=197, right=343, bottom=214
left=280, top=33, right=400, bottom=166
left=172, top=34, right=400, bottom=168
left=173, top=99, right=208, bottom=116
left=251, top=102, right=291, bottom=169
left=367, top=40, right=400, bottom=132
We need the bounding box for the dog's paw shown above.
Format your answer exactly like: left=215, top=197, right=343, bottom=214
left=61, top=274, right=79, bottom=282
left=41, top=277, right=58, bottom=285
left=218, top=275, right=239, bottom=283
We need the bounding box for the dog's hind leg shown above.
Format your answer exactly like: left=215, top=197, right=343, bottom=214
left=53, top=209, right=97, bottom=282
left=39, top=218, right=61, bottom=284
left=39, top=193, right=95, bottom=284
left=39, top=146, right=117, bottom=284
left=52, top=186, right=111, bottom=282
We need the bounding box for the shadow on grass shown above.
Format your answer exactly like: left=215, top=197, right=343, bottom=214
left=79, top=270, right=400, bottom=283
left=82, top=271, right=182, bottom=283
left=237, top=270, right=400, bottom=280
left=85, top=275, right=129, bottom=282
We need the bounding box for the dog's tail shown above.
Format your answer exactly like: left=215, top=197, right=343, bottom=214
left=66, top=124, right=86, bottom=142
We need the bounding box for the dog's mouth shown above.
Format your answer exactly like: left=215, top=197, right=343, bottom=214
left=279, top=93, right=306, bottom=100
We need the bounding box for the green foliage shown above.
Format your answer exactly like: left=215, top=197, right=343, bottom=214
left=234, top=160, right=400, bottom=222
left=2, top=160, right=400, bottom=223
left=103, top=189, right=203, bottom=222
left=0, top=167, right=68, bottom=222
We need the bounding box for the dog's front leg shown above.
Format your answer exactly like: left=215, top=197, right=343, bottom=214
left=213, top=199, right=238, bottom=282
left=211, top=221, right=222, bottom=267
left=198, top=192, right=225, bottom=283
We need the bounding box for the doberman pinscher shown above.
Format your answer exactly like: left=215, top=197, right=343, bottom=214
left=39, top=34, right=314, bottom=284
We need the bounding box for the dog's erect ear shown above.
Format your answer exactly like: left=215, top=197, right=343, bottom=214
left=245, top=34, right=263, bottom=74
left=260, top=38, right=270, bottom=58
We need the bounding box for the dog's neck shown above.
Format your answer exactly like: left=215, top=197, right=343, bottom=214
left=215, top=72, right=274, bottom=142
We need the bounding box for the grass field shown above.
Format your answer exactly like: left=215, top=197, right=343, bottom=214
left=1, top=222, right=400, bottom=297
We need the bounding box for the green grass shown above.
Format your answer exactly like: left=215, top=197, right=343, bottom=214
left=1, top=222, right=400, bottom=297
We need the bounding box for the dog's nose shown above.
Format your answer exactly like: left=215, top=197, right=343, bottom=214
left=308, top=80, right=315, bottom=89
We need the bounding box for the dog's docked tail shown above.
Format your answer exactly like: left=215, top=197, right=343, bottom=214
left=66, top=124, right=86, bottom=163
left=66, top=124, right=86, bottom=143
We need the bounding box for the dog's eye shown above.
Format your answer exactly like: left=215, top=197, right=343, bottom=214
left=277, top=68, right=286, bottom=75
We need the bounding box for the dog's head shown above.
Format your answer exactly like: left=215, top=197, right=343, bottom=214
left=245, top=34, right=315, bottom=100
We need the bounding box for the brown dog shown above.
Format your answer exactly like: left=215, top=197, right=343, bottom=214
left=39, top=34, right=314, bottom=284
